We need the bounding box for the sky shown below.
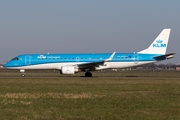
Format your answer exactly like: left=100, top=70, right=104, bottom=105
left=0, top=0, right=180, bottom=64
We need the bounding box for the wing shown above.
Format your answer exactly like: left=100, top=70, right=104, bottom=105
left=77, top=52, right=116, bottom=71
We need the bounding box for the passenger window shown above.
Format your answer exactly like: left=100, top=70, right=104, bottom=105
left=104, top=57, right=105, bottom=59
left=118, top=57, right=120, bottom=59
left=72, top=58, right=74, bottom=60
left=53, top=58, right=55, bottom=60
left=85, top=58, right=87, bottom=59
left=45, top=58, right=47, bottom=60
left=68, top=58, right=70, bottom=60
left=89, top=58, right=91, bottom=60
left=81, top=58, right=83, bottom=60
left=64, top=58, right=66, bottom=60
left=122, top=57, right=123, bottom=59
left=61, top=58, right=62, bottom=60
left=114, top=57, right=116, bottom=59
left=100, top=58, right=102, bottom=59
left=38, top=58, right=39, bottom=60
left=57, top=58, right=59, bottom=60
left=49, top=58, right=51, bottom=60
left=41, top=58, right=43, bottom=60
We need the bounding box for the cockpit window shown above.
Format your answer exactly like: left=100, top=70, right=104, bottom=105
left=12, top=58, right=19, bottom=61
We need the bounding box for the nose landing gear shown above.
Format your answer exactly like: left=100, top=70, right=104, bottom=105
left=20, top=69, right=25, bottom=77
left=21, top=74, right=25, bottom=77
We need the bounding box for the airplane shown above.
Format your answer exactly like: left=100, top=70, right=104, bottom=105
left=4, top=29, right=175, bottom=77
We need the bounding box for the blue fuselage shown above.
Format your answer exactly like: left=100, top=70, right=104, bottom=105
left=4, top=53, right=163, bottom=68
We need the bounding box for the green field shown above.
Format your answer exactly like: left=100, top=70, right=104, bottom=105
left=0, top=70, right=180, bottom=119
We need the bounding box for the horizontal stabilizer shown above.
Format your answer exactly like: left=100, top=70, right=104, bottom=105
left=153, top=53, right=175, bottom=59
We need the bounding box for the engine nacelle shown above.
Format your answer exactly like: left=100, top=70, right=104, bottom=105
left=60, top=66, right=78, bottom=75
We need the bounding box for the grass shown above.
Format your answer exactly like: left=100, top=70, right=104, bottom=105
left=1, top=69, right=180, bottom=77
left=0, top=71, right=180, bottom=119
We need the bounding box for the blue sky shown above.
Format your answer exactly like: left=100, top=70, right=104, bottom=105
left=0, top=0, right=180, bottom=64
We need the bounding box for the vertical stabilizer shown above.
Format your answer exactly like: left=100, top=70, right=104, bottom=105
left=138, top=29, right=171, bottom=54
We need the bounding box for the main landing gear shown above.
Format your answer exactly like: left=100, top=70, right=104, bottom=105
left=85, top=72, right=92, bottom=77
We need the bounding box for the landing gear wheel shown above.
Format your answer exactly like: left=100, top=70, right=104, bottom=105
left=85, top=72, right=92, bottom=77
left=21, top=74, right=25, bottom=77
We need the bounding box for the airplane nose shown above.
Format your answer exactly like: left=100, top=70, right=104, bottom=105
left=4, top=62, right=11, bottom=68
left=3, top=64, right=7, bottom=68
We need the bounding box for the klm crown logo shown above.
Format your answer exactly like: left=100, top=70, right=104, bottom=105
left=153, top=39, right=166, bottom=48
left=38, top=55, right=46, bottom=59
left=156, top=39, right=163, bottom=43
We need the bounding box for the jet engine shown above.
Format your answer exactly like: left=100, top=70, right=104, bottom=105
left=60, top=66, right=78, bottom=75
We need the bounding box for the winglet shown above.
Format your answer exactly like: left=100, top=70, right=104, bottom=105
left=105, top=52, right=116, bottom=62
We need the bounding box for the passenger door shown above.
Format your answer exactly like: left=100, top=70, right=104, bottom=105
left=134, top=53, right=138, bottom=64
left=25, top=55, right=31, bottom=65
